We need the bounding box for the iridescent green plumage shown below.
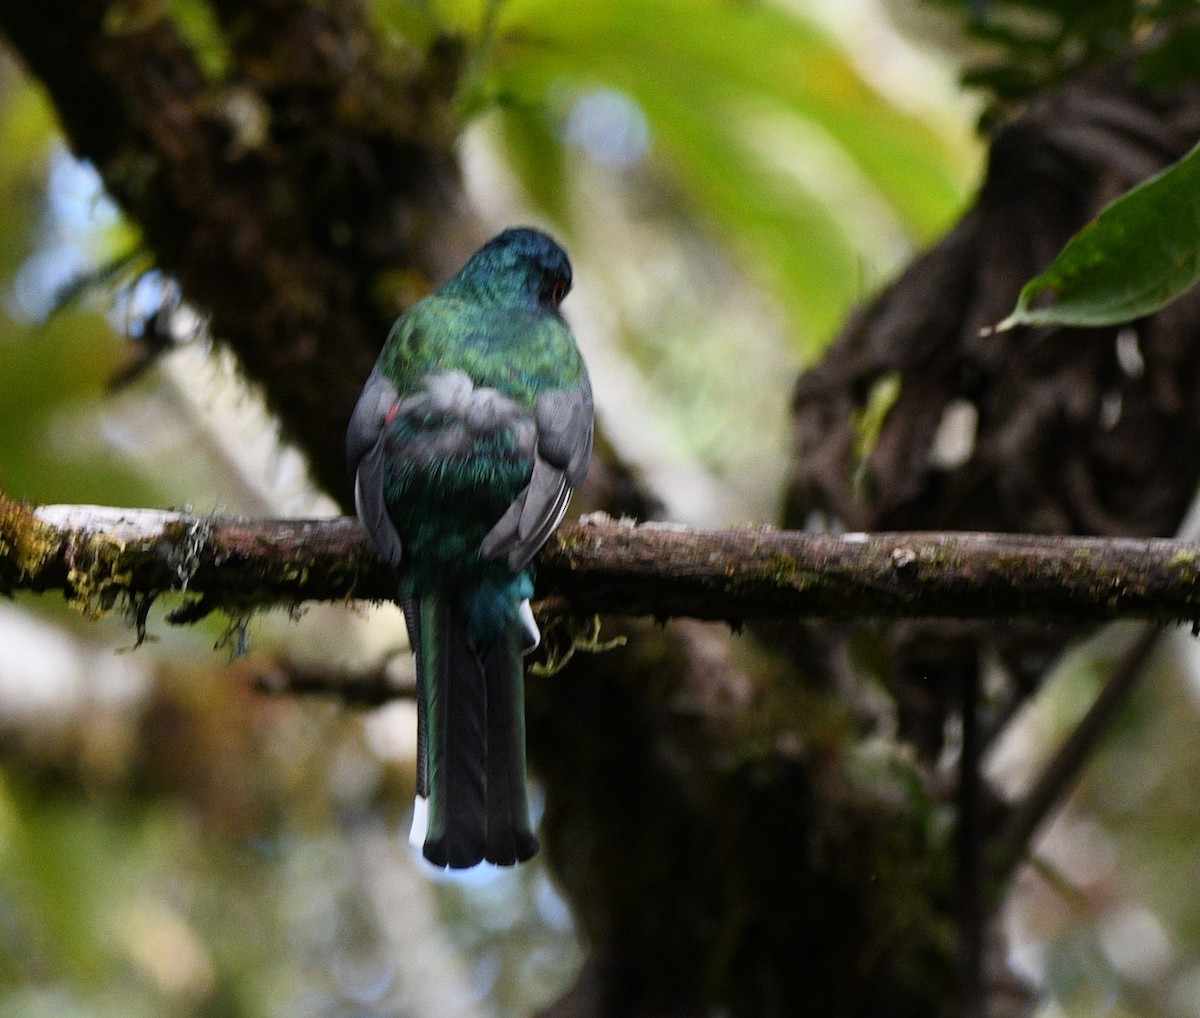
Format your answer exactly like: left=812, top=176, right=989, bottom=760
left=380, top=296, right=589, bottom=404
left=376, top=298, right=586, bottom=603
left=347, top=228, right=593, bottom=868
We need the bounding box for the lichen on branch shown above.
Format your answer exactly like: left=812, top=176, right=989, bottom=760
left=5, top=494, right=1200, bottom=629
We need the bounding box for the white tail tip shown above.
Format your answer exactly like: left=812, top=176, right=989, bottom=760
left=409, top=795, right=429, bottom=850
left=519, top=599, right=540, bottom=654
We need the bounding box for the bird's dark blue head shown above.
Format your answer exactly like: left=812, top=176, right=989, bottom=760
left=443, top=227, right=573, bottom=313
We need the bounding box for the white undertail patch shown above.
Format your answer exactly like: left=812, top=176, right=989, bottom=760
left=519, top=599, right=540, bottom=654
left=410, top=795, right=429, bottom=850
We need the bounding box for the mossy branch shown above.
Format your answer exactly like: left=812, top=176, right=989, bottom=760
left=5, top=493, right=1200, bottom=626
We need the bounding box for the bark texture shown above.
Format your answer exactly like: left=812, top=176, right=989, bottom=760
left=0, top=0, right=469, bottom=501
left=9, top=497, right=1200, bottom=625
left=785, top=65, right=1200, bottom=753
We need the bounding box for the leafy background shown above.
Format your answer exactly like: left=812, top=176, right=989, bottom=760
left=0, top=0, right=1198, bottom=1015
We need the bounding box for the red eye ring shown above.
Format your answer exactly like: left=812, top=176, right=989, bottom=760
left=551, top=279, right=568, bottom=306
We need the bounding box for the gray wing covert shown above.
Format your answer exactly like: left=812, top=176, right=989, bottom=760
left=347, top=367, right=405, bottom=567
left=481, top=378, right=594, bottom=572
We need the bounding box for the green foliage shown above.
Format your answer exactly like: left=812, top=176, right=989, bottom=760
left=925, top=0, right=1200, bottom=107
left=0, top=696, right=350, bottom=1018
left=367, top=0, right=443, bottom=52
left=996, top=139, right=1200, bottom=330
left=851, top=372, right=902, bottom=498
left=1138, top=18, right=1200, bottom=89
left=955, top=2, right=1200, bottom=352
left=0, top=76, right=55, bottom=273
left=0, top=78, right=156, bottom=508
left=441, top=0, right=975, bottom=352
left=164, top=0, right=231, bottom=81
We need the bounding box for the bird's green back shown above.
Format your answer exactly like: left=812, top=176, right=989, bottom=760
left=377, top=295, right=587, bottom=407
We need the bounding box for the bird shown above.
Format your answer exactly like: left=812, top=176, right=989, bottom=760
left=346, top=228, right=593, bottom=868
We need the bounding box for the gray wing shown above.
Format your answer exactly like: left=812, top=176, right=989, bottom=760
left=347, top=367, right=404, bottom=567
left=481, top=378, right=594, bottom=572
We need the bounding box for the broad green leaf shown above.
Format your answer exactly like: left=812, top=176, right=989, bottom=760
left=478, top=0, right=973, bottom=351
left=625, top=84, right=863, bottom=344
left=494, top=104, right=570, bottom=227
left=996, top=139, right=1200, bottom=330
left=488, top=0, right=967, bottom=236
left=428, top=0, right=489, bottom=36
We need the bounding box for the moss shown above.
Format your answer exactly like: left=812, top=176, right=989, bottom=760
left=760, top=552, right=803, bottom=588
left=278, top=562, right=310, bottom=586
left=1168, top=549, right=1200, bottom=571
left=215, top=612, right=251, bottom=658
left=547, top=527, right=594, bottom=563
left=530, top=612, right=626, bottom=676
left=65, top=532, right=133, bottom=620
left=1167, top=551, right=1200, bottom=615
left=0, top=497, right=60, bottom=587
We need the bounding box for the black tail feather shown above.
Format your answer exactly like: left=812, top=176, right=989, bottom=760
left=482, top=635, right=539, bottom=865
left=421, top=596, right=487, bottom=868
left=413, top=594, right=537, bottom=868
left=400, top=597, right=428, bottom=801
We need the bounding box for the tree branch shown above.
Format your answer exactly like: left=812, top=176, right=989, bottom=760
left=253, top=657, right=414, bottom=706
left=6, top=495, right=1200, bottom=625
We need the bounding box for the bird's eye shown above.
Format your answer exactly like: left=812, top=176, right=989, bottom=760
left=551, top=279, right=568, bottom=306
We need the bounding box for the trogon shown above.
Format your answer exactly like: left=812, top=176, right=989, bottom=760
left=347, top=228, right=593, bottom=868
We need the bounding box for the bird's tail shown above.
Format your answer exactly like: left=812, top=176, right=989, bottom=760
left=403, top=593, right=539, bottom=868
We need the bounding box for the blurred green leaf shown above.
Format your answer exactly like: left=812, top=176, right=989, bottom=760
left=430, top=0, right=489, bottom=36
left=851, top=371, right=901, bottom=498
left=930, top=0, right=1200, bottom=106
left=0, top=309, right=157, bottom=506
left=1138, top=19, right=1200, bottom=90
left=165, top=0, right=231, bottom=81
left=0, top=81, right=56, bottom=273
left=996, top=140, right=1200, bottom=331
left=367, top=0, right=443, bottom=50
left=0, top=775, right=112, bottom=982
left=477, top=0, right=972, bottom=351
left=639, top=87, right=863, bottom=344
left=489, top=0, right=968, bottom=230
left=495, top=104, right=570, bottom=226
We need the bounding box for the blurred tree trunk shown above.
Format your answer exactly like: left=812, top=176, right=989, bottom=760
left=529, top=61, right=1200, bottom=1018
left=4, top=5, right=1200, bottom=1017
left=0, top=0, right=471, bottom=502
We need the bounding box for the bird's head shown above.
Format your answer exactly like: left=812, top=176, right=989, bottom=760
left=446, top=227, right=573, bottom=313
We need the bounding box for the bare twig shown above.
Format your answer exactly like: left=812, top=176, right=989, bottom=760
left=958, top=664, right=984, bottom=1018
left=990, top=624, right=1161, bottom=884
left=254, top=658, right=414, bottom=706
